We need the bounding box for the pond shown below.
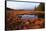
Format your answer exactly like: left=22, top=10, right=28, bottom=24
left=17, top=15, right=38, bottom=19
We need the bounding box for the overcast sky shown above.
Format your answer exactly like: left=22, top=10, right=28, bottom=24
left=7, top=1, right=40, bottom=10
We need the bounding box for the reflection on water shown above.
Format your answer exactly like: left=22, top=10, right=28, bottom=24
left=18, top=15, right=38, bottom=19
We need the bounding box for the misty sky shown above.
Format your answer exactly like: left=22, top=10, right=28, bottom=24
left=7, top=1, right=40, bottom=10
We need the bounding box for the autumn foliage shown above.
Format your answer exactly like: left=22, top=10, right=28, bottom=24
left=5, top=10, right=45, bottom=30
